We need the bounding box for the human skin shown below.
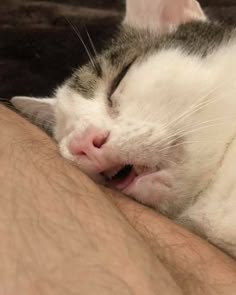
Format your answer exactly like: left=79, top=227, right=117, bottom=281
left=110, top=192, right=236, bottom=294
left=0, top=105, right=236, bottom=294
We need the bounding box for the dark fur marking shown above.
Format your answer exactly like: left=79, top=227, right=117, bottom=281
left=67, top=21, right=235, bottom=99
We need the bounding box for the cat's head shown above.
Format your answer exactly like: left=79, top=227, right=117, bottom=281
left=12, top=0, right=218, bottom=216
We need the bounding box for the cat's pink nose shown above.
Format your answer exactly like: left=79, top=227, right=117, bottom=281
left=68, top=127, right=109, bottom=159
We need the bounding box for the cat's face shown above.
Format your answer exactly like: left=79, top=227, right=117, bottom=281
left=12, top=0, right=219, bottom=216
left=54, top=23, right=219, bottom=216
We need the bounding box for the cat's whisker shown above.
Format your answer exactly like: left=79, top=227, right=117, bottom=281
left=162, top=91, right=220, bottom=132
left=165, top=118, right=226, bottom=146
left=85, top=27, right=102, bottom=75
left=64, top=17, right=97, bottom=70
left=159, top=156, right=178, bottom=167
left=158, top=138, right=226, bottom=154
left=158, top=79, right=232, bottom=137
left=160, top=76, right=230, bottom=132
left=160, top=125, right=224, bottom=152
left=158, top=116, right=228, bottom=148
left=85, top=27, right=98, bottom=58
left=123, top=115, right=227, bottom=152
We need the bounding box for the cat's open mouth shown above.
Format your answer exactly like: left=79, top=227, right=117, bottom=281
left=102, top=165, right=154, bottom=191
left=103, top=165, right=136, bottom=190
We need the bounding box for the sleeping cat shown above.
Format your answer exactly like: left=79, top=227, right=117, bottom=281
left=11, top=0, right=236, bottom=258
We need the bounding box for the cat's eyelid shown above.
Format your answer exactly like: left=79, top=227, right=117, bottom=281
left=108, top=60, right=135, bottom=106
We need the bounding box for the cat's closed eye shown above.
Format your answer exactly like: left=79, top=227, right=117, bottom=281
left=108, top=61, right=134, bottom=106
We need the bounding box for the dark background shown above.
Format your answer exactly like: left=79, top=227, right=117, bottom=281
left=0, top=0, right=235, bottom=99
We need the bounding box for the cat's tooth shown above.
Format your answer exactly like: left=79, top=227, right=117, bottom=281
left=105, top=166, right=123, bottom=179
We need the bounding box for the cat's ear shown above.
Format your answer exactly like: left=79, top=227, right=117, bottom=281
left=11, top=96, right=56, bottom=132
left=124, top=0, right=207, bottom=33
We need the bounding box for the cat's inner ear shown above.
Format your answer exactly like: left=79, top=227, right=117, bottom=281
left=124, top=0, right=207, bottom=33
left=11, top=96, right=56, bottom=132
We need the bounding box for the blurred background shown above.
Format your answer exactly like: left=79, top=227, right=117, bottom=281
left=0, top=0, right=235, bottom=99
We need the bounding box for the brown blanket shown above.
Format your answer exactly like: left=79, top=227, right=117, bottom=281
left=0, top=0, right=235, bottom=99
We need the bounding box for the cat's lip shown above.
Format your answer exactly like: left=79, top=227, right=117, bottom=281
left=102, top=165, right=137, bottom=190
left=103, top=165, right=157, bottom=192
left=109, top=167, right=137, bottom=191
left=122, top=171, right=156, bottom=194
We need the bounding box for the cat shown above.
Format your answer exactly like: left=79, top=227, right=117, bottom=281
left=11, top=0, right=236, bottom=258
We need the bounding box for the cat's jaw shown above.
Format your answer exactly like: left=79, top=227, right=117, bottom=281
left=124, top=169, right=173, bottom=208
left=101, top=163, right=174, bottom=211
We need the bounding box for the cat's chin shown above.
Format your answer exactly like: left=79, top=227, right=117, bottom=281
left=101, top=163, right=172, bottom=208
left=123, top=169, right=173, bottom=208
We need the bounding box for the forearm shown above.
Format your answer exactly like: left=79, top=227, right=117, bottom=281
left=0, top=105, right=181, bottom=295
left=108, top=188, right=236, bottom=294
